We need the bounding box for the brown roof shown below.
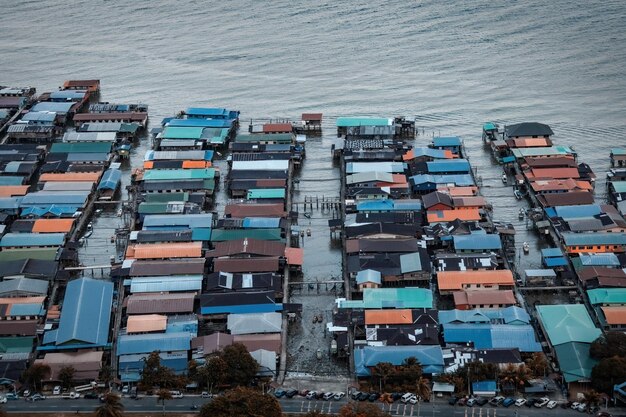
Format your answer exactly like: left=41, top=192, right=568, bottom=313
left=224, top=203, right=287, bottom=218
left=0, top=320, right=38, bottom=336
left=0, top=96, right=24, bottom=108
left=233, top=333, right=282, bottom=354
left=73, top=112, right=148, bottom=123
left=302, top=113, right=323, bottom=121
left=129, top=259, right=206, bottom=276
left=126, top=314, right=167, bottom=333
left=524, top=157, right=577, bottom=168
left=262, top=123, right=292, bottom=134
left=453, top=290, right=517, bottom=307
left=63, top=79, right=100, bottom=90
left=512, top=137, right=551, bottom=147
left=437, top=270, right=515, bottom=292
left=578, top=267, right=626, bottom=281
left=537, top=191, right=595, bottom=207
left=39, top=172, right=101, bottom=182
left=191, top=332, right=234, bottom=353
left=32, top=219, right=75, bottom=233
left=525, top=167, right=580, bottom=180
left=126, top=293, right=195, bottom=314
left=40, top=351, right=103, bottom=380
left=452, top=196, right=487, bottom=208
left=213, top=257, right=280, bottom=273
left=345, top=238, right=419, bottom=254
left=530, top=178, right=592, bottom=193
left=0, top=186, right=29, bottom=197
left=256, top=179, right=287, bottom=187
left=207, top=238, right=285, bottom=258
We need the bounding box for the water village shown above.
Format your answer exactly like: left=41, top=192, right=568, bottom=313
left=0, top=81, right=625, bottom=414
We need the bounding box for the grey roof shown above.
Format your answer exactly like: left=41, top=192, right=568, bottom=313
left=505, top=122, right=554, bottom=138
left=63, top=131, right=117, bottom=142
left=227, top=312, right=282, bottom=335
left=0, top=277, right=48, bottom=296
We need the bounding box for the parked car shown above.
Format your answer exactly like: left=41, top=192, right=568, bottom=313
left=368, top=392, right=380, bottom=402
left=547, top=400, right=558, bottom=409
left=466, top=398, right=476, bottom=407
left=121, top=385, right=129, bottom=394
left=409, top=395, right=418, bottom=405
left=286, top=389, right=298, bottom=398
left=26, top=394, right=46, bottom=402
left=0, top=397, right=6, bottom=404
left=315, top=392, right=325, bottom=400
left=5, top=393, right=19, bottom=400
left=570, top=402, right=581, bottom=410
left=333, top=392, right=345, bottom=401
left=357, top=392, right=369, bottom=401
left=61, top=392, right=80, bottom=399
left=502, top=398, right=515, bottom=407
left=305, top=391, right=317, bottom=400
left=52, top=386, right=62, bottom=396
left=84, top=392, right=99, bottom=400
left=515, top=398, right=527, bottom=407
left=274, top=389, right=286, bottom=398
left=201, top=392, right=215, bottom=399
left=169, top=391, right=183, bottom=399
left=576, top=403, right=587, bottom=413
left=535, top=397, right=550, bottom=408
left=489, top=396, right=505, bottom=406
left=448, top=396, right=459, bottom=405
left=476, top=397, right=488, bottom=406
left=401, top=393, right=415, bottom=403
left=323, top=392, right=335, bottom=401
left=457, top=397, right=467, bottom=406
left=350, top=391, right=361, bottom=400
left=298, top=390, right=309, bottom=397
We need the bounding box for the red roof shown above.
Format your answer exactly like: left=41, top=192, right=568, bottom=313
left=213, top=257, right=280, bottom=273
left=284, top=247, right=303, bottom=266
left=262, top=123, right=293, bottom=134
left=224, top=203, right=287, bottom=218
left=301, top=113, right=323, bottom=121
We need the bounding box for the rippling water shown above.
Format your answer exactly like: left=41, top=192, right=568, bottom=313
left=2, top=0, right=625, bottom=371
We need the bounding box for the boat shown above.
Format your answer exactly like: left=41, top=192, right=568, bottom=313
left=84, top=222, right=93, bottom=238
left=523, top=242, right=530, bottom=253
left=482, top=122, right=499, bottom=142
left=502, top=173, right=508, bottom=184
left=518, top=208, right=525, bottom=219
left=514, top=189, right=523, bottom=200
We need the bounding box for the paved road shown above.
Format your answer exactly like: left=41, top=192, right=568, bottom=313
left=1, top=396, right=616, bottom=416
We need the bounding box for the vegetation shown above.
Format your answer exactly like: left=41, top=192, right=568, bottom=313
left=199, top=387, right=281, bottom=417
left=338, top=402, right=389, bottom=417
left=303, top=412, right=333, bottom=417
left=58, top=365, right=76, bottom=389
left=525, top=352, right=549, bottom=377
left=156, top=389, right=173, bottom=416
left=220, top=343, right=259, bottom=386
left=94, top=393, right=124, bottom=417
left=581, top=389, right=601, bottom=409
left=590, top=332, right=626, bottom=359
left=139, top=351, right=185, bottom=390
left=196, top=355, right=228, bottom=392
left=591, top=356, right=626, bottom=395
left=99, top=365, right=114, bottom=387
left=22, top=362, right=51, bottom=392
left=415, top=376, right=431, bottom=401
left=499, top=364, right=531, bottom=394
left=372, top=362, right=395, bottom=391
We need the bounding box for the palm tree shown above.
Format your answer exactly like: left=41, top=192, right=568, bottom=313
left=525, top=352, right=548, bottom=378
left=22, top=363, right=51, bottom=392
left=156, top=389, right=173, bottom=416
left=94, top=393, right=124, bottom=417
left=371, top=362, right=395, bottom=391
left=415, top=377, right=431, bottom=401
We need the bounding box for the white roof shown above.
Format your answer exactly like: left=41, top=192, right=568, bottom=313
left=231, top=160, right=289, bottom=171
left=227, top=312, right=282, bottom=335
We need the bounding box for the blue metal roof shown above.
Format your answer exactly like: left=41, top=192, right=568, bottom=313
left=0, top=233, right=65, bottom=247
left=442, top=323, right=541, bottom=352
left=31, top=102, right=74, bottom=113
left=439, top=306, right=530, bottom=325
left=354, top=345, right=444, bottom=376
left=117, top=332, right=192, bottom=356
left=562, top=232, right=626, bottom=246
left=0, top=197, right=22, bottom=210
left=8, top=302, right=45, bottom=317
left=410, top=174, right=474, bottom=186
left=0, top=177, right=24, bottom=186
left=166, top=316, right=198, bottom=335
left=242, top=217, right=281, bottom=228
left=541, top=248, right=564, bottom=258
left=167, top=118, right=233, bottom=128
left=20, top=192, right=89, bottom=207
left=49, top=90, right=87, bottom=101
left=433, top=136, right=461, bottom=147
left=550, top=204, right=602, bottom=219
left=191, top=228, right=212, bottom=241
left=21, top=111, right=57, bottom=123
left=544, top=257, right=569, bottom=267
left=472, top=381, right=497, bottom=393
left=54, top=278, right=113, bottom=346
left=426, top=159, right=471, bottom=173
left=356, top=199, right=422, bottom=212
left=97, top=168, right=122, bottom=191
left=410, top=147, right=449, bottom=159
left=453, top=234, right=501, bottom=251
left=186, top=107, right=229, bottom=117
left=129, top=275, right=203, bottom=293
left=20, top=205, right=78, bottom=217
left=200, top=303, right=283, bottom=315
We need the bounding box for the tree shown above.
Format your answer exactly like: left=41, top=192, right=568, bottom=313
left=95, top=393, right=124, bottom=417
left=100, top=365, right=114, bottom=387
left=22, top=363, right=51, bottom=392
left=199, top=387, right=281, bottom=417
left=372, top=362, right=395, bottom=391
left=0, top=406, right=7, bottom=417
left=499, top=364, right=531, bottom=394
left=525, top=352, right=549, bottom=378
left=591, top=356, right=626, bottom=394
left=303, top=412, right=333, bottom=417
left=396, top=357, right=422, bottom=388
left=198, top=355, right=228, bottom=392
left=590, top=332, right=626, bottom=359
left=220, top=343, right=259, bottom=386
left=415, top=376, right=431, bottom=401
left=338, top=402, right=388, bottom=417
left=58, top=365, right=76, bottom=390
left=140, top=351, right=182, bottom=389
left=156, top=389, right=172, bottom=416
left=581, top=389, right=601, bottom=409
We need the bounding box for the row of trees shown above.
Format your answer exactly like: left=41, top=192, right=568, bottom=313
left=590, top=332, right=626, bottom=396
left=370, top=357, right=428, bottom=393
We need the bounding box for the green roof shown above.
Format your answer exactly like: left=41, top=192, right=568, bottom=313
left=50, top=142, right=112, bottom=153
left=162, top=127, right=204, bottom=140
left=144, top=192, right=189, bottom=203
left=0, top=336, right=35, bottom=353
left=142, top=168, right=216, bottom=181
left=210, top=228, right=283, bottom=242
left=338, top=288, right=433, bottom=309
left=336, top=117, right=392, bottom=127
left=610, top=181, right=626, bottom=193
left=247, top=188, right=285, bottom=199
left=0, top=247, right=59, bottom=262
left=138, top=202, right=170, bottom=214
left=554, top=341, right=598, bottom=383
left=235, top=133, right=293, bottom=144
left=536, top=304, right=601, bottom=346
left=587, top=288, right=626, bottom=305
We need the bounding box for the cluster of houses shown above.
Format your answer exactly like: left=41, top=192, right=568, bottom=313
left=0, top=80, right=146, bottom=387
left=0, top=86, right=35, bottom=134
left=328, top=117, right=543, bottom=397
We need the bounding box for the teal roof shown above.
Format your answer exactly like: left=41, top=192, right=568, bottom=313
left=610, top=181, right=626, bottom=193
left=50, top=142, right=112, bottom=153
left=145, top=192, right=189, bottom=203
left=0, top=336, right=35, bottom=354
left=338, top=288, right=433, bottom=309
left=142, top=168, right=216, bottom=181
left=0, top=177, right=25, bottom=186
left=536, top=304, right=601, bottom=346
left=483, top=122, right=497, bottom=131
left=336, top=117, right=392, bottom=127
left=554, top=342, right=598, bottom=383
left=235, top=133, right=293, bottom=144
left=162, top=127, right=204, bottom=140
left=247, top=188, right=285, bottom=199
left=356, top=269, right=382, bottom=285
left=562, top=232, right=626, bottom=246
left=0, top=233, right=65, bottom=247
left=210, top=228, right=283, bottom=242
left=587, top=288, right=626, bottom=305
left=611, top=148, right=626, bottom=156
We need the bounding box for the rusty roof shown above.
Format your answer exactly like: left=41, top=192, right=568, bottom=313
left=537, top=191, right=595, bottom=207
left=207, top=238, right=285, bottom=258
left=524, top=156, right=576, bottom=168
left=525, top=167, right=580, bottom=180
left=126, top=293, right=195, bottom=314
left=453, top=289, right=517, bottom=307
left=32, top=219, right=75, bottom=233
left=213, top=256, right=280, bottom=273
left=301, top=113, right=323, bottom=121
left=39, top=172, right=101, bottom=182
left=437, top=270, right=515, bottom=291
left=126, top=314, right=167, bottom=333
left=262, top=123, right=293, bottom=134
left=224, top=203, right=287, bottom=218
left=364, top=309, right=414, bottom=325
left=129, top=259, right=206, bottom=276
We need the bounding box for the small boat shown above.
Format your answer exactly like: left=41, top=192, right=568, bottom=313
left=84, top=223, right=93, bottom=238
left=501, top=173, right=508, bottom=184
left=518, top=208, right=525, bottom=220
left=316, top=348, right=323, bottom=360
left=523, top=242, right=530, bottom=253
left=514, top=189, right=523, bottom=200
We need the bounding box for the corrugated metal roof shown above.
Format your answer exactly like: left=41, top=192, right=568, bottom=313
left=129, top=259, right=206, bottom=276
left=453, top=234, right=502, bottom=251
left=63, top=131, right=117, bottom=142
left=224, top=203, right=287, bottom=218
left=0, top=177, right=26, bottom=186
left=284, top=247, right=303, bottom=266
left=356, top=199, right=422, bottom=212
left=601, top=306, right=626, bottom=325
left=53, top=278, right=113, bottom=346
left=554, top=341, right=597, bottom=383
left=437, top=270, right=514, bottom=291
left=356, top=269, right=381, bottom=285
left=142, top=213, right=213, bottom=229
left=186, top=107, right=229, bottom=117
left=242, top=217, right=281, bottom=228
left=213, top=257, right=280, bottom=273
left=227, top=312, right=282, bottom=335
left=354, top=345, right=443, bottom=376
left=129, top=275, right=203, bottom=293
left=0, top=277, right=48, bottom=297
left=426, top=159, right=470, bottom=173
left=126, top=293, right=195, bottom=314
left=42, top=182, right=94, bottom=192
left=511, top=146, right=574, bottom=158
left=147, top=150, right=213, bottom=161
left=162, top=126, right=204, bottom=139
left=97, top=168, right=122, bottom=190
left=247, top=188, right=285, bottom=199
left=442, top=323, right=541, bottom=352
left=126, top=314, right=167, bottom=333
left=338, top=288, right=433, bottom=309
left=346, top=162, right=405, bottom=174
left=536, top=304, right=601, bottom=346
left=0, top=186, right=29, bottom=197
left=126, top=242, right=202, bottom=259
left=32, top=219, right=75, bottom=233
left=579, top=252, right=620, bottom=266
left=39, top=172, right=101, bottom=182
left=117, top=332, right=191, bottom=355
left=167, top=118, right=232, bottom=128
left=562, top=232, right=626, bottom=246
left=0, top=247, right=59, bottom=262
left=20, top=191, right=89, bottom=206
left=50, top=142, right=112, bottom=153
left=432, top=136, right=461, bottom=147
left=336, top=117, right=392, bottom=127
left=439, top=306, right=530, bottom=325
left=410, top=174, right=475, bottom=186
left=231, top=160, right=290, bottom=171
left=210, top=229, right=283, bottom=242
left=0, top=232, right=65, bottom=247
left=364, top=309, right=414, bottom=325
left=587, top=288, right=626, bottom=305
left=31, top=102, right=74, bottom=113
left=142, top=168, right=216, bottom=181
left=21, top=111, right=57, bottom=123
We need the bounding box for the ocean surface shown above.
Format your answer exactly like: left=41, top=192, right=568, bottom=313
left=2, top=0, right=625, bottom=373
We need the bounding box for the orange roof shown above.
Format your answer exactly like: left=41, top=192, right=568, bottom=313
left=453, top=290, right=517, bottom=307
left=143, top=161, right=154, bottom=169
left=126, top=314, right=168, bottom=333
left=39, top=172, right=101, bottom=182
left=126, top=242, right=202, bottom=259
left=182, top=160, right=211, bottom=169
left=525, top=167, right=580, bottom=180
left=0, top=186, right=29, bottom=197
left=530, top=178, right=593, bottom=193
left=427, top=208, right=481, bottom=224
left=437, top=186, right=478, bottom=196
left=403, top=149, right=455, bottom=161
left=32, top=219, right=75, bottom=233
left=364, top=309, right=413, bottom=325
left=284, top=247, right=304, bottom=266
left=601, top=306, right=626, bottom=325
left=513, top=137, right=550, bottom=147
left=437, top=270, right=515, bottom=291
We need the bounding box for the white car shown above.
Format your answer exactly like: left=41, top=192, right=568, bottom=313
left=535, top=397, right=550, bottom=408
left=547, top=400, right=558, bottom=409
left=0, top=396, right=7, bottom=404
left=576, top=403, right=587, bottom=412
left=323, top=392, right=335, bottom=401
left=570, top=402, right=580, bottom=410
left=333, top=392, right=345, bottom=400
left=409, top=395, right=418, bottom=404
left=53, top=386, right=62, bottom=396
left=515, top=398, right=527, bottom=407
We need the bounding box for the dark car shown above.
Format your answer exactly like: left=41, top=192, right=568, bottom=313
left=561, top=401, right=573, bottom=409
left=351, top=391, right=361, bottom=400
left=448, top=396, right=459, bottom=405
left=391, top=393, right=403, bottom=402
left=315, top=392, right=325, bottom=400
left=298, top=390, right=309, bottom=397
left=274, top=389, right=286, bottom=398
left=357, top=392, right=369, bottom=401
left=368, top=392, right=380, bottom=402
left=84, top=392, right=99, bottom=399
left=457, top=398, right=467, bottom=406
left=285, top=389, right=298, bottom=398
left=526, top=398, right=537, bottom=408
left=476, top=397, right=488, bottom=406
left=502, top=398, right=515, bottom=407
